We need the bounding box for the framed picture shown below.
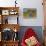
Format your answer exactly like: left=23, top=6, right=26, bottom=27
left=23, top=8, right=37, bottom=19
left=9, top=10, right=18, bottom=15
left=2, top=10, right=9, bottom=15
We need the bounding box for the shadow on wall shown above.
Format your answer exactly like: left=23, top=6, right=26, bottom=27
left=18, top=26, right=44, bottom=44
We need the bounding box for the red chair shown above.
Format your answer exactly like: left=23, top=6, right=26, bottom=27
left=21, top=28, right=41, bottom=46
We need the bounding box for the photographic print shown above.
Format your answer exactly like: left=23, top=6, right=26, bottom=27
left=2, top=10, right=9, bottom=15
left=23, top=8, right=37, bottom=19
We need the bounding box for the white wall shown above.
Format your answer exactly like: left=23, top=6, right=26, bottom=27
left=0, top=0, right=44, bottom=26
left=18, top=0, right=44, bottom=26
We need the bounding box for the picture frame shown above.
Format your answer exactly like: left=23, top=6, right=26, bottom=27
left=23, top=8, right=37, bottom=19
left=9, top=10, right=18, bottom=15
left=2, top=10, right=9, bottom=15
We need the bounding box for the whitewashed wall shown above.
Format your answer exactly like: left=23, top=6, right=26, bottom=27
left=0, top=0, right=44, bottom=26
